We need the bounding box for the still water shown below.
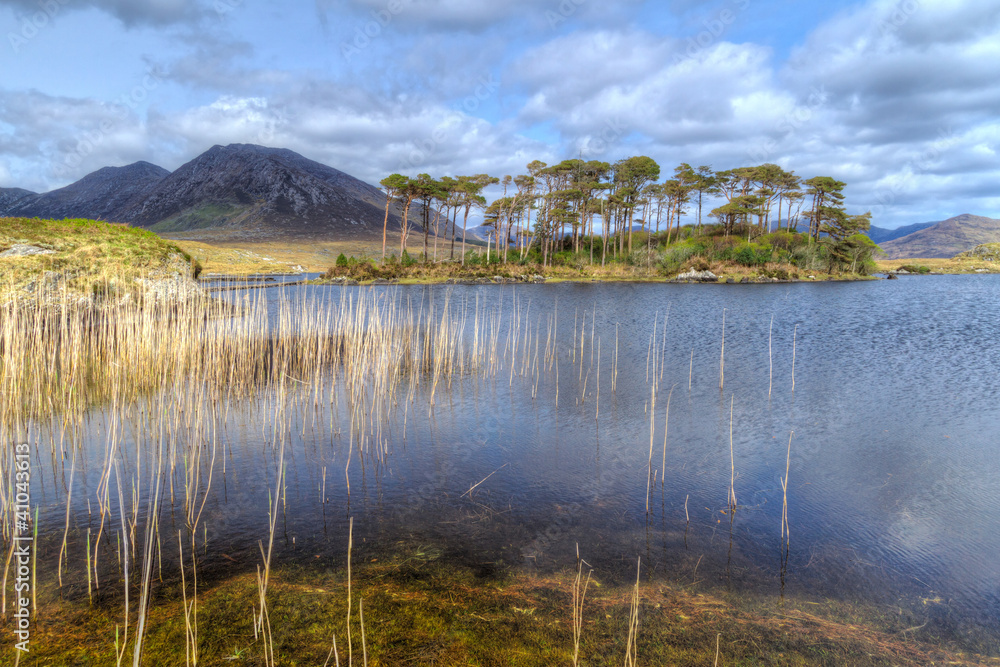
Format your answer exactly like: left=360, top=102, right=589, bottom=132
left=32, top=275, right=1000, bottom=653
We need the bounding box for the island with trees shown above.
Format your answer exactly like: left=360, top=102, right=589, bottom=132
left=325, top=157, right=879, bottom=284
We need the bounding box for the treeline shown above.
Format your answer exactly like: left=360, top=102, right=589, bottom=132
left=379, top=157, right=876, bottom=273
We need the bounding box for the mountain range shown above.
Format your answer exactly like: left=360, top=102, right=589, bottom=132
left=865, top=221, right=938, bottom=244
left=769, top=216, right=1000, bottom=258
left=0, top=144, right=428, bottom=242
left=877, top=214, right=1000, bottom=259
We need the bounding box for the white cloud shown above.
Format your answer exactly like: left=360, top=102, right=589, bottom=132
left=1, top=0, right=998, bottom=228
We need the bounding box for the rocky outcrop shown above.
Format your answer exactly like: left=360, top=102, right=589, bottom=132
left=955, top=243, right=1000, bottom=262
left=674, top=268, right=718, bottom=282
left=444, top=274, right=546, bottom=285
left=0, top=243, right=56, bottom=257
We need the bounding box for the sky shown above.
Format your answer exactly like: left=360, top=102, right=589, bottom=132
left=0, top=0, right=998, bottom=229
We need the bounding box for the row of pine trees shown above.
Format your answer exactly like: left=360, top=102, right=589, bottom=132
left=379, top=158, right=871, bottom=267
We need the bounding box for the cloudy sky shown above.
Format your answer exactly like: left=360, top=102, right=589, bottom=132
left=0, top=0, right=997, bottom=228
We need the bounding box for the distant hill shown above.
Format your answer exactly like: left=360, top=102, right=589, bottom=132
left=879, top=214, right=1000, bottom=259
left=865, top=221, right=937, bottom=244
left=0, top=144, right=461, bottom=243
left=3, top=162, right=169, bottom=221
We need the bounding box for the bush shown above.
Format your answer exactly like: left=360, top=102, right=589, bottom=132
left=335, top=253, right=349, bottom=268
left=730, top=242, right=773, bottom=267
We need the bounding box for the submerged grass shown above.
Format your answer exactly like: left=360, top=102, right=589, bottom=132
left=6, top=554, right=994, bottom=666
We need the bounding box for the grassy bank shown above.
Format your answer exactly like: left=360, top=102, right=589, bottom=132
left=0, top=217, right=198, bottom=299
left=876, top=244, right=1000, bottom=275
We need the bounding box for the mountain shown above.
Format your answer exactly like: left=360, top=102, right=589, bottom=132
left=0, top=145, right=452, bottom=243
left=0, top=187, right=36, bottom=210
left=879, top=214, right=1000, bottom=259
left=865, top=221, right=937, bottom=244
left=114, top=144, right=404, bottom=240
left=463, top=225, right=492, bottom=242
left=2, top=162, right=168, bottom=221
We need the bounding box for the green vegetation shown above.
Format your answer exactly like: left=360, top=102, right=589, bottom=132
left=0, top=216, right=196, bottom=298
left=898, top=264, right=932, bottom=274
left=326, top=223, right=880, bottom=284
left=150, top=202, right=247, bottom=233
left=375, top=159, right=879, bottom=281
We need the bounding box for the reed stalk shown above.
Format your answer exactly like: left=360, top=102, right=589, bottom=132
left=624, top=557, right=641, bottom=667
left=768, top=314, right=774, bottom=399
left=719, top=309, right=726, bottom=392
left=571, top=543, right=592, bottom=667
left=792, top=324, right=797, bottom=391
left=781, top=431, right=793, bottom=545
left=728, top=395, right=737, bottom=511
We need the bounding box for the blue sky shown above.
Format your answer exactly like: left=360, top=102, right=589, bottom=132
left=1, top=0, right=998, bottom=228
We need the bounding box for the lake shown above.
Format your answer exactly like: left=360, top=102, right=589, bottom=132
left=24, top=275, right=1000, bottom=656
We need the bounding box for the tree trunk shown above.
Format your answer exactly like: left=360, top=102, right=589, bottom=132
left=423, top=202, right=429, bottom=261
left=450, top=206, right=458, bottom=260
left=381, top=193, right=392, bottom=264
left=432, top=206, right=442, bottom=262
left=400, top=198, right=412, bottom=257
left=461, top=206, right=471, bottom=265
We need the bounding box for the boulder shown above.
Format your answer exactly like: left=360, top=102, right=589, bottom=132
left=676, top=268, right=718, bottom=282
left=0, top=243, right=56, bottom=258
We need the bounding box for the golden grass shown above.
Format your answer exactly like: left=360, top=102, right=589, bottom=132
left=876, top=256, right=1000, bottom=274
left=170, top=234, right=443, bottom=275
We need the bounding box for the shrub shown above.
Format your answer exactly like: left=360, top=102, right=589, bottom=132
left=335, top=253, right=349, bottom=268
left=731, top=242, right=773, bottom=267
